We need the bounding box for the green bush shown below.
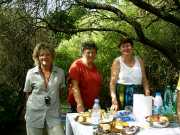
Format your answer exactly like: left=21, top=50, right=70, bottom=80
left=0, top=84, right=20, bottom=129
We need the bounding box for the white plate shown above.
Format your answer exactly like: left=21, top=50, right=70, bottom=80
left=124, top=126, right=139, bottom=135
left=151, top=121, right=169, bottom=128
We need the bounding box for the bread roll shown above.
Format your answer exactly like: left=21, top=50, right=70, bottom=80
left=159, top=116, right=169, bottom=122
left=86, top=117, right=91, bottom=123
left=77, top=116, right=85, bottom=122
left=100, top=124, right=111, bottom=131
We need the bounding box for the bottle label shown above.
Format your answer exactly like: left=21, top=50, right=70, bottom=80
left=153, top=106, right=162, bottom=115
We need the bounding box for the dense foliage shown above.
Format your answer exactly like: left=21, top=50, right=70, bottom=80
left=0, top=0, right=180, bottom=130
left=0, top=84, right=20, bottom=128
left=0, top=8, right=34, bottom=128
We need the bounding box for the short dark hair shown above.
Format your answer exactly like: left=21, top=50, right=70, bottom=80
left=118, top=38, right=133, bottom=48
left=81, top=41, right=98, bottom=53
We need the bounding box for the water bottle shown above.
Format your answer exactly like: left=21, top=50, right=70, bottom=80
left=153, top=92, right=163, bottom=115
left=172, top=89, right=177, bottom=114
left=163, top=85, right=173, bottom=114
left=91, top=98, right=101, bottom=125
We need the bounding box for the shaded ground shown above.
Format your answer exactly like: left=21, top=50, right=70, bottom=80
left=1, top=116, right=66, bottom=135
left=1, top=120, right=26, bottom=135
left=1, top=104, right=69, bottom=135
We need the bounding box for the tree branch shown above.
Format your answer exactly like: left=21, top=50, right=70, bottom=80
left=74, top=0, right=180, bottom=69
left=0, top=0, right=12, bottom=5
left=145, top=17, right=160, bottom=29
left=129, top=0, right=180, bottom=27
left=40, top=25, right=129, bottom=37
left=75, top=1, right=145, bottom=39
left=35, top=16, right=129, bottom=37
left=173, top=0, right=180, bottom=9
left=140, top=37, right=179, bottom=69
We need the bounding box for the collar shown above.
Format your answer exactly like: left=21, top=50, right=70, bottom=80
left=32, top=65, right=58, bottom=74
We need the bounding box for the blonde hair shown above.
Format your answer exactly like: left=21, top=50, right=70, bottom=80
left=32, top=42, right=55, bottom=66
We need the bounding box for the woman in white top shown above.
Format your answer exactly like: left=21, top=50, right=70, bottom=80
left=110, top=38, right=150, bottom=111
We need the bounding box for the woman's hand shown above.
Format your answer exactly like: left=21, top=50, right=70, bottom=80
left=110, top=58, right=120, bottom=112
left=145, top=89, right=150, bottom=96
left=111, top=99, right=119, bottom=111
left=76, top=104, right=85, bottom=113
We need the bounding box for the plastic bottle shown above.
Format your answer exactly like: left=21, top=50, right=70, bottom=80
left=153, top=92, right=163, bottom=115
left=163, top=85, right=173, bottom=114
left=172, top=88, right=177, bottom=114
left=91, top=98, right=101, bottom=125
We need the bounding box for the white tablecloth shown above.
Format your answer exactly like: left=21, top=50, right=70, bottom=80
left=66, top=113, right=180, bottom=135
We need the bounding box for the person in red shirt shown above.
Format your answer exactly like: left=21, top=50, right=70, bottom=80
left=67, top=41, right=102, bottom=112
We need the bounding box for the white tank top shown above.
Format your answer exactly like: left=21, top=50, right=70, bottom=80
left=117, top=56, right=142, bottom=85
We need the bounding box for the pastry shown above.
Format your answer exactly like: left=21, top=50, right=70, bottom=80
left=83, top=112, right=91, bottom=117
left=146, top=115, right=160, bottom=122
left=77, top=116, right=85, bottom=122
left=159, top=116, right=169, bottom=122
left=86, top=117, right=91, bottom=123
left=100, top=123, right=111, bottom=131
left=146, top=115, right=169, bottom=122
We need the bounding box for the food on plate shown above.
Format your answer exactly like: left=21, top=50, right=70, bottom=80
left=146, top=115, right=160, bottom=122
left=80, top=111, right=91, bottom=117
left=112, top=120, right=129, bottom=130
left=86, top=117, right=91, bottom=123
left=146, top=115, right=169, bottom=128
left=77, top=115, right=85, bottom=122
left=146, top=115, right=169, bottom=123
left=159, top=116, right=169, bottom=122
left=76, top=110, right=114, bottom=125
left=99, top=123, right=111, bottom=131
left=76, top=111, right=91, bottom=123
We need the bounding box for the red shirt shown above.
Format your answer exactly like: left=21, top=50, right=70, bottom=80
left=67, top=58, right=102, bottom=108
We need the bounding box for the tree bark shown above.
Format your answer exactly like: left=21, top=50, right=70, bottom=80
left=129, top=0, right=180, bottom=27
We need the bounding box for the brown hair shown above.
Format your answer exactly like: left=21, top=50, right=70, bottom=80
left=118, top=38, right=133, bottom=48
left=81, top=41, right=98, bottom=53
left=32, top=42, right=55, bottom=66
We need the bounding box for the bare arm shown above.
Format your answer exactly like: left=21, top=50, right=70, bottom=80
left=139, top=58, right=150, bottom=96
left=110, top=58, right=120, bottom=110
left=71, top=79, right=84, bottom=112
